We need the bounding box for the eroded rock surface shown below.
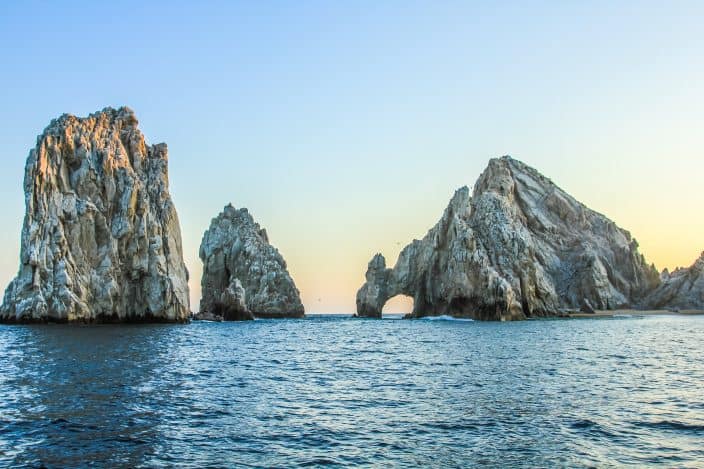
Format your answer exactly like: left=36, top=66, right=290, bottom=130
left=199, top=204, right=304, bottom=319
left=357, top=156, right=661, bottom=320
left=1, top=107, right=190, bottom=323
left=645, top=253, right=704, bottom=310
left=194, top=278, right=253, bottom=321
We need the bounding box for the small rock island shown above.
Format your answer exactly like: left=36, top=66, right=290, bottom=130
left=0, top=107, right=190, bottom=323
left=356, top=156, right=671, bottom=320
left=197, top=204, right=304, bottom=320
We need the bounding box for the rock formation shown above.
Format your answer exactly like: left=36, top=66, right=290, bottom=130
left=356, top=156, right=661, bottom=320
left=645, top=253, right=704, bottom=310
left=198, top=204, right=304, bottom=319
left=194, top=278, right=253, bottom=321
left=0, top=107, right=190, bottom=323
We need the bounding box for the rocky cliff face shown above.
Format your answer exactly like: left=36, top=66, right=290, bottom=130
left=198, top=204, right=304, bottom=319
left=357, top=156, right=661, bottom=320
left=645, top=253, right=704, bottom=310
left=0, top=107, right=190, bottom=323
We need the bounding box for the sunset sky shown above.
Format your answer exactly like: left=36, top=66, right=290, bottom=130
left=0, top=1, right=702, bottom=313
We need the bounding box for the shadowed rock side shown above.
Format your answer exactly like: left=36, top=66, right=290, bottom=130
left=645, top=253, right=704, bottom=310
left=357, top=156, right=661, bottom=321
left=0, top=107, right=190, bottom=323
left=198, top=204, right=304, bottom=320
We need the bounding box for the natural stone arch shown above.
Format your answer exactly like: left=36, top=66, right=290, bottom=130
left=355, top=156, right=663, bottom=321
left=355, top=253, right=426, bottom=319
left=381, top=294, right=415, bottom=317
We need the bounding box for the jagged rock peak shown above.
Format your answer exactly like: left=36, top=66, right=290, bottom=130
left=356, top=155, right=661, bottom=321
left=198, top=204, right=304, bottom=320
left=645, top=252, right=704, bottom=310
left=47, top=106, right=137, bottom=126
left=1, top=107, right=190, bottom=323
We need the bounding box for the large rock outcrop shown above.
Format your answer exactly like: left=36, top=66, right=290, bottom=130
left=645, top=253, right=704, bottom=310
left=356, top=156, right=661, bottom=320
left=198, top=204, right=304, bottom=319
left=0, top=107, right=190, bottom=323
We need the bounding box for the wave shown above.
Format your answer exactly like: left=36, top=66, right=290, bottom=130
left=419, top=315, right=474, bottom=322
left=570, top=419, right=597, bottom=429
left=632, top=420, right=704, bottom=433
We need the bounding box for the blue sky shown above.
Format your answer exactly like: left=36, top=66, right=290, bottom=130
left=1, top=1, right=702, bottom=312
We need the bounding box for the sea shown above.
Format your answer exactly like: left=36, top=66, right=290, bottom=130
left=1, top=314, right=703, bottom=468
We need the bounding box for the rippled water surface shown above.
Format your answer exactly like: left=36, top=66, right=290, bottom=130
left=1, top=314, right=704, bottom=467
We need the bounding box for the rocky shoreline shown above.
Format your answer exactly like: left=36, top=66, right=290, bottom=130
left=566, top=309, right=704, bottom=319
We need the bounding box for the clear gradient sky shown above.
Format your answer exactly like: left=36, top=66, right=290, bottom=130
left=0, top=1, right=702, bottom=313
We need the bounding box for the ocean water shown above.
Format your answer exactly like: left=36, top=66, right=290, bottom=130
left=1, top=314, right=703, bottom=468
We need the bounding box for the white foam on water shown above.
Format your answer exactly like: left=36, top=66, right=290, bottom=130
left=419, top=315, right=474, bottom=322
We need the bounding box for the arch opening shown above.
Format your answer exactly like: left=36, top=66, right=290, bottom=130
left=381, top=294, right=414, bottom=318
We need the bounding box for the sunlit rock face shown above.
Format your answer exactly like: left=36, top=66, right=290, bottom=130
left=645, top=253, right=704, bottom=310
left=0, top=107, right=190, bottom=323
left=198, top=204, right=304, bottom=320
left=356, top=156, right=661, bottom=321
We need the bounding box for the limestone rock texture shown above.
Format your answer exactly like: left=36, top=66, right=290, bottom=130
left=645, top=253, right=704, bottom=310
left=356, top=156, right=661, bottom=320
left=199, top=204, right=304, bottom=319
left=194, top=278, right=253, bottom=321
left=0, top=107, right=190, bottom=323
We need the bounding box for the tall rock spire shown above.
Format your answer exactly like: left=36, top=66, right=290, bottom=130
left=1, top=107, right=190, bottom=323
